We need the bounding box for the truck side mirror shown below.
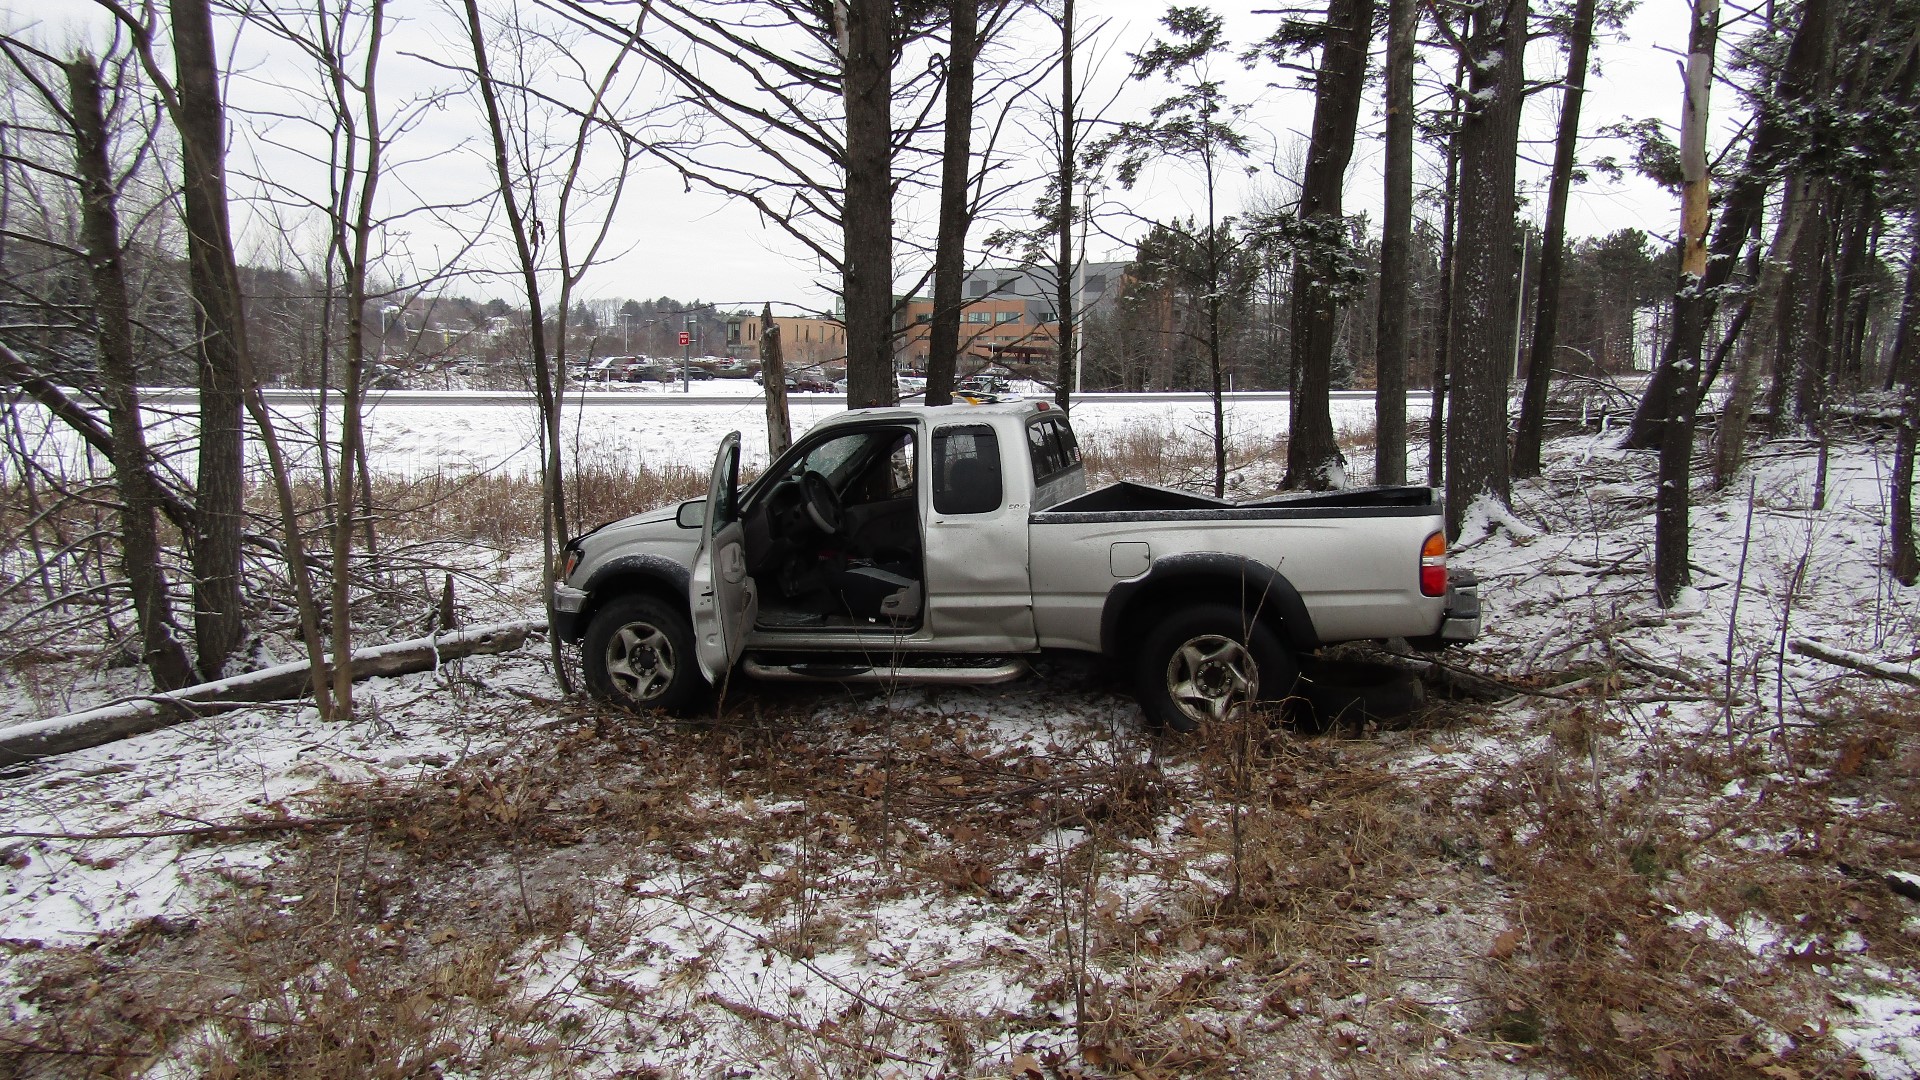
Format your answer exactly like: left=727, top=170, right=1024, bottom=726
left=676, top=499, right=707, bottom=529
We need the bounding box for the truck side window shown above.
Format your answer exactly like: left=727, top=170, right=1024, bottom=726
left=1028, top=416, right=1079, bottom=483
left=933, top=425, right=1002, bottom=514
left=1051, top=418, right=1080, bottom=466
left=1028, top=421, right=1060, bottom=480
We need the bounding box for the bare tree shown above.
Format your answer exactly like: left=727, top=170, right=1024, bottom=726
left=77, top=0, right=337, bottom=693
left=0, top=39, right=200, bottom=691
left=1620, top=0, right=1832, bottom=451
left=1049, top=0, right=1076, bottom=412
left=1439, top=0, right=1527, bottom=533
left=1511, top=0, right=1597, bottom=479
left=925, top=0, right=983, bottom=408
left=1650, top=0, right=1720, bottom=607
left=1373, top=0, right=1414, bottom=487
left=1891, top=201, right=1919, bottom=584
left=601, top=1, right=959, bottom=411
left=842, top=0, right=898, bottom=407
left=167, top=0, right=251, bottom=678
left=978, top=3, right=1121, bottom=410
left=461, top=0, right=652, bottom=690
left=1088, top=5, right=1251, bottom=497
left=1257, top=0, right=1374, bottom=491
left=1716, top=175, right=1814, bottom=486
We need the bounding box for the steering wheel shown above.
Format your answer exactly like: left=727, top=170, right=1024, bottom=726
left=800, top=470, right=844, bottom=535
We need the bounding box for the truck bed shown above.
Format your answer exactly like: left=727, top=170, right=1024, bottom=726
left=1039, top=481, right=1438, bottom=520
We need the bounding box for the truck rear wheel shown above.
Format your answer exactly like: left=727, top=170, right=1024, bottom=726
left=582, top=596, right=706, bottom=716
left=1134, top=603, right=1297, bottom=733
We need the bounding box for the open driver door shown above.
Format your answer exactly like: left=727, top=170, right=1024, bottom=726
left=690, top=432, right=759, bottom=684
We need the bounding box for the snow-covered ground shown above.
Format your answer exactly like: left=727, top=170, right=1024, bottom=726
left=19, top=385, right=1398, bottom=479
left=3, top=397, right=1918, bottom=1077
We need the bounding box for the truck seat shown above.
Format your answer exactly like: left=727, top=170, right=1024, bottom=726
left=835, top=565, right=921, bottom=622
left=941, top=457, right=1000, bottom=515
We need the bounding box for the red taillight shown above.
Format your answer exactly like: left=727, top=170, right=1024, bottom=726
left=1419, top=531, right=1447, bottom=597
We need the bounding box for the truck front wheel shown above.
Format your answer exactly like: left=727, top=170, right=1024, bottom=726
left=1133, top=604, right=1298, bottom=733
left=582, top=596, right=707, bottom=716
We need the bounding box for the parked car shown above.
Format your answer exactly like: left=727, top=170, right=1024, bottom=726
left=552, top=401, right=1480, bottom=730
left=955, top=374, right=1008, bottom=395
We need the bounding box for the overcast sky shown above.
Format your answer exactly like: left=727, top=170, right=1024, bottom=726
left=5, top=1, right=1712, bottom=316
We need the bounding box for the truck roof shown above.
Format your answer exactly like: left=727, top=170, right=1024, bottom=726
left=822, top=397, right=1052, bottom=428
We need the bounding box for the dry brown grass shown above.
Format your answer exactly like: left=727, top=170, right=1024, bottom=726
left=1461, top=685, right=1920, bottom=1077
left=0, top=683, right=1472, bottom=1077
left=8, top=671, right=1916, bottom=1077
left=1078, top=425, right=1279, bottom=489
left=252, top=459, right=709, bottom=551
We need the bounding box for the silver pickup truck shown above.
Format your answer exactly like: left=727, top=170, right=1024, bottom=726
left=551, top=400, right=1478, bottom=730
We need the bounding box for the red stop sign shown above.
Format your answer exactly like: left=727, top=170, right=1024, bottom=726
left=678, top=331, right=691, bottom=346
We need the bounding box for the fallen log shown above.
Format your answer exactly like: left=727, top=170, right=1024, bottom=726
left=0, top=620, right=544, bottom=766
left=1788, top=639, right=1920, bottom=688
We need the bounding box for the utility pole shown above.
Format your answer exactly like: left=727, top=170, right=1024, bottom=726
left=682, top=312, right=695, bottom=392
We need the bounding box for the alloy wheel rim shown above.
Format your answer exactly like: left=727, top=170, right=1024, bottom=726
left=605, top=622, right=675, bottom=701
left=1165, top=634, right=1257, bottom=725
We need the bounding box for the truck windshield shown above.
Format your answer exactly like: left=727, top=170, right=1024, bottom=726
left=796, top=433, right=868, bottom=483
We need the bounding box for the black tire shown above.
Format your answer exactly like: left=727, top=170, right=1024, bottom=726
left=1133, top=603, right=1299, bottom=733
left=1294, top=658, right=1425, bottom=732
left=581, top=595, right=707, bottom=716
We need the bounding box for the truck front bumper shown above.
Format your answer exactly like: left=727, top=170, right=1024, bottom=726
left=1410, top=569, right=1479, bottom=650
left=551, top=584, right=588, bottom=642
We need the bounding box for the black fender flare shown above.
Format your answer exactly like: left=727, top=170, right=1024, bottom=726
left=1099, top=552, right=1319, bottom=659
left=570, top=554, right=691, bottom=641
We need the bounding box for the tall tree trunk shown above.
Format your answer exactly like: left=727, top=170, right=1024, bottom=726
left=327, top=0, right=388, bottom=720
left=1623, top=0, right=1831, bottom=449
left=64, top=54, right=195, bottom=692
left=1654, top=0, right=1720, bottom=608
left=1511, top=0, right=1596, bottom=478
left=761, top=305, right=791, bottom=457
left=1442, top=0, right=1527, bottom=534
left=1373, top=0, right=1415, bottom=487
left=1892, top=196, right=1920, bottom=584
left=924, top=0, right=977, bottom=409
left=1794, top=211, right=1839, bottom=431
left=1715, top=177, right=1809, bottom=486
left=170, top=0, right=248, bottom=679
left=1206, top=166, right=1227, bottom=497
left=1831, top=193, right=1874, bottom=393
left=1764, top=182, right=1824, bottom=436
left=462, top=0, right=572, bottom=692
left=842, top=0, right=897, bottom=409
left=1053, top=0, right=1075, bottom=413
left=1281, top=0, right=1374, bottom=490
left=1428, top=47, right=1465, bottom=490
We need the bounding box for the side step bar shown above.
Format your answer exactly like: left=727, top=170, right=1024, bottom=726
left=741, top=657, right=1029, bottom=686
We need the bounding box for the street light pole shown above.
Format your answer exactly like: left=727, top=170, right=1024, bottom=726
left=682, top=313, right=694, bottom=393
